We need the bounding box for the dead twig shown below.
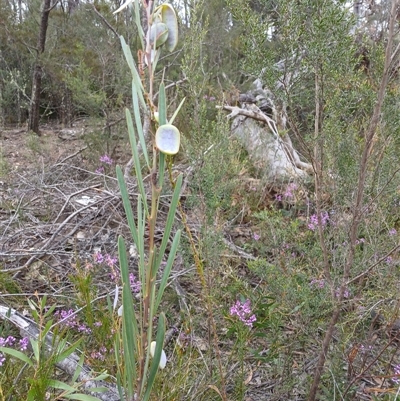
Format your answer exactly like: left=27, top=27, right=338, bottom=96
left=3, top=194, right=114, bottom=275
left=56, top=146, right=87, bottom=165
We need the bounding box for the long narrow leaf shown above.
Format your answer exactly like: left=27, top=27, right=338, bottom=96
left=120, top=36, right=142, bottom=89
left=42, top=320, right=53, bottom=339
left=92, top=372, right=109, bottom=382
left=114, top=334, right=125, bottom=397
left=116, top=372, right=125, bottom=400
left=151, top=49, right=161, bottom=75
left=158, top=82, right=167, bottom=125
left=169, top=97, right=186, bottom=125
left=132, top=81, right=149, bottom=168
left=71, top=353, right=84, bottom=383
left=27, top=299, right=39, bottom=321
left=158, top=152, right=165, bottom=188
left=119, top=236, right=139, bottom=346
left=158, top=82, right=167, bottom=187
left=133, top=0, right=144, bottom=49
left=137, top=195, right=146, bottom=288
left=120, top=36, right=146, bottom=108
left=0, top=347, right=33, bottom=366
left=116, top=165, right=139, bottom=245
left=30, top=338, right=39, bottom=362
left=63, top=394, right=104, bottom=401
left=155, top=230, right=181, bottom=312
left=48, top=379, right=76, bottom=393
left=54, top=338, right=82, bottom=364
left=44, top=303, right=57, bottom=319
left=118, top=236, right=138, bottom=398
left=156, top=174, right=182, bottom=269
left=142, top=313, right=166, bottom=401
left=126, top=108, right=149, bottom=217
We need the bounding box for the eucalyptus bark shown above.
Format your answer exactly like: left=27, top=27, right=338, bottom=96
left=28, top=0, right=52, bottom=134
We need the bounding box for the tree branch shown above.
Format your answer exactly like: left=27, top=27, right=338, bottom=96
left=91, top=3, right=119, bottom=37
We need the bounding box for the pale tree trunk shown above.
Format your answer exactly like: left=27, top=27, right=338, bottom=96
left=18, top=0, right=22, bottom=22
left=219, top=79, right=312, bottom=185
left=28, top=0, right=52, bottom=135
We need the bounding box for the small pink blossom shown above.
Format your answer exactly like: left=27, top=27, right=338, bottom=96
left=310, top=278, right=325, bottom=288
left=129, top=273, right=141, bottom=293
left=335, top=287, right=350, bottom=298
left=94, top=252, right=104, bottom=263
left=308, top=212, right=329, bottom=231
left=19, top=337, right=29, bottom=351
left=105, top=254, right=117, bottom=268
left=230, top=299, right=257, bottom=328
left=99, top=154, right=113, bottom=165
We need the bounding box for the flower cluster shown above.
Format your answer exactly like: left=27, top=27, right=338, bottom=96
left=99, top=154, right=113, bottom=165
left=0, top=336, right=29, bottom=367
left=96, top=154, right=113, bottom=174
left=310, top=279, right=350, bottom=298
left=335, top=287, right=350, bottom=298
left=230, top=299, right=257, bottom=328
left=94, top=252, right=117, bottom=267
left=310, top=278, right=325, bottom=288
left=94, top=252, right=142, bottom=294
left=0, top=336, right=15, bottom=347
left=275, top=182, right=298, bottom=202
left=0, top=336, right=29, bottom=351
left=94, top=252, right=119, bottom=282
left=308, top=212, right=329, bottom=231
left=284, top=182, right=298, bottom=198
left=20, top=337, right=29, bottom=351
left=90, top=346, right=110, bottom=361
left=203, top=95, right=216, bottom=102
left=389, top=228, right=397, bottom=236
left=129, top=273, right=141, bottom=293
left=54, top=309, right=91, bottom=334
left=359, top=344, right=373, bottom=354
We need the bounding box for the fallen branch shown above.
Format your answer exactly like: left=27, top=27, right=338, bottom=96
left=217, top=104, right=279, bottom=134
left=222, top=237, right=257, bottom=261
